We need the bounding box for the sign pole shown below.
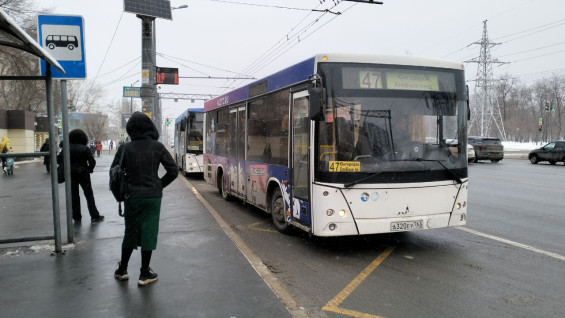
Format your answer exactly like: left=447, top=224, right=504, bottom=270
left=46, top=65, right=62, bottom=254
left=61, top=80, right=73, bottom=243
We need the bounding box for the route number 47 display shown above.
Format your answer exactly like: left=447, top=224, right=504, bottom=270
left=360, top=71, right=383, bottom=89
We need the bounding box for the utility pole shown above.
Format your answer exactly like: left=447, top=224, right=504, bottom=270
left=466, top=20, right=507, bottom=140
left=139, top=16, right=157, bottom=133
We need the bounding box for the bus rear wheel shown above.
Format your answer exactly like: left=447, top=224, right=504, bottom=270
left=271, top=188, right=291, bottom=234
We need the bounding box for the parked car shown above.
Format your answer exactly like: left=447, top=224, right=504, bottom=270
left=528, top=141, right=565, bottom=165
left=467, top=144, right=476, bottom=163
left=468, top=136, right=504, bottom=163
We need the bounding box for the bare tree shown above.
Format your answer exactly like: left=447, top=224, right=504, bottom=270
left=495, top=73, right=516, bottom=121
left=68, top=81, right=104, bottom=113
left=83, top=113, right=109, bottom=141
left=548, top=75, right=564, bottom=140
left=0, top=1, right=55, bottom=112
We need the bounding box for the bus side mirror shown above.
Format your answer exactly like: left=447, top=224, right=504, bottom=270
left=308, top=86, right=325, bottom=121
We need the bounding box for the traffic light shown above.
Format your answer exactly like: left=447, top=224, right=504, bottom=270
left=545, top=103, right=549, bottom=111
left=166, top=118, right=170, bottom=126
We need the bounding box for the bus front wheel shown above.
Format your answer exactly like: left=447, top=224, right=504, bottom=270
left=219, top=171, right=231, bottom=201
left=271, top=188, right=291, bottom=234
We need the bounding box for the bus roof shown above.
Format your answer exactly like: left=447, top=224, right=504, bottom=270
left=204, top=57, right=316, bottom=112
left=174, top=107, right=204, bottom=124
left=204, top=53, right=464, bottom=112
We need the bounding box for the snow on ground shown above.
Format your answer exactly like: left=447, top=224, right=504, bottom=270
left=502, top=141, right=539, bottom=151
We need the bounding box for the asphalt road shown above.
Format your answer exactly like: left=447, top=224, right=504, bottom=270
left=187, top=158, right=565, bottom=318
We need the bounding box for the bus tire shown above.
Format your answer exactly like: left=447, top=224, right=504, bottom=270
left=219, top=171, right=231, bottom=201
left=271, top=188, right=291, bottom=234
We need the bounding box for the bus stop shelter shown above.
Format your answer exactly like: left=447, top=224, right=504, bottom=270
left=0, top=9, right=67, bottom=252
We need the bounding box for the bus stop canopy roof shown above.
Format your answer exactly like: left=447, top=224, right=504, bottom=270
left=0, top=9, right=64, bottom=74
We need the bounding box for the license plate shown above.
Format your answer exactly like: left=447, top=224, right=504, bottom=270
left=390, top=220, right=423, bottom=231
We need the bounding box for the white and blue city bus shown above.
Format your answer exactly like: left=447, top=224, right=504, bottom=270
left=174, top=107, right=204, bottom=175
left=203, top=54, right=469, bottom=236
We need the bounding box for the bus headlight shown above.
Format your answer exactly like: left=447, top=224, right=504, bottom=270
left=326, top=209, right=334, bottom=216
left=456, top=202, right=462, bottom=209
left=338, top=209, right=347, bottom=218
left=329, top=223, right=336, bottom=231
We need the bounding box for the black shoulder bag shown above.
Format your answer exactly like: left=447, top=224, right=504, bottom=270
left=109, top=144, right=127, bottom=216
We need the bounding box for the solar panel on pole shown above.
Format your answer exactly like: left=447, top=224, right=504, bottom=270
left=123, top=0, right=172, bottom=20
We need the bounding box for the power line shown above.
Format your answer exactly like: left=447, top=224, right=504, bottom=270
left=97, top=56, right=141, bottom=78
left=225, top=1, right=329, bottom=87
left=492, top=18, right=565, bottom=41
left=156, top=52, right=249, bottom=77
left=205, top=0, right=313, bottom=11
left=497, top=40, right=565, bottom=58
left=92, top=11, right=124, bottom=85
left=510, top=48, right=565, bottom=63
left=221, top=1, right=356, bottom=94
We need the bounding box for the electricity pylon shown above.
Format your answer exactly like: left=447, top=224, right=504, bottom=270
left=465, top=20, right=507, bottom=140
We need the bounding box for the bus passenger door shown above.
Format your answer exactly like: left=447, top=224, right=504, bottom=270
left=229, top=106, right=246, bottom=197
left=290, top=91, right=311, bottom=226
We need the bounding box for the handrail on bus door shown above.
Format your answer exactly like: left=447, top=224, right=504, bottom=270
left=319, top=144, right=336, bottom=161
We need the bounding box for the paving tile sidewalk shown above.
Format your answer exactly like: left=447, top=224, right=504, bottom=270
left=0, top=153, right=290, bottom=317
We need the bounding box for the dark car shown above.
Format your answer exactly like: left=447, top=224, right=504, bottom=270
left=528, top=141, right=565, bottom=165
left=468, top=136, right=504, bottom=163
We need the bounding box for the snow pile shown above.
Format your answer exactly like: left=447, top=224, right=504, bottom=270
left=502, top=141, right=539, bottom=151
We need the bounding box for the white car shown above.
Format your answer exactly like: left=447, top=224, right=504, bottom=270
left=467, top=144, right=476, bottom=163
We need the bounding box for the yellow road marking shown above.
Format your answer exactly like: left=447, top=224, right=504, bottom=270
left=180, top=176, right=310, bottom=317
left=322, top=246, right=395, bottom=318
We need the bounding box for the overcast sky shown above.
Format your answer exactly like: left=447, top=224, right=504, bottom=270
left=38, top=0, right=565, bottom=122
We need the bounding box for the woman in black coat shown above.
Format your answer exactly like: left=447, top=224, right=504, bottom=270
left=57, top=129, right=104, bottom=223
left=40, top=138, right=50, bottom=173
left=112, top=112, right=178, bottom=286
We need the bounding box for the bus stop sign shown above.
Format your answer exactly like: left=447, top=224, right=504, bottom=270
left=37, top=15, right=86, bottom=79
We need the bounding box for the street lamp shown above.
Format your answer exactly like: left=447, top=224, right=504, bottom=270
left=130, top=79, right=139, bottom=114
left=171, top=4, right=188, bottom=10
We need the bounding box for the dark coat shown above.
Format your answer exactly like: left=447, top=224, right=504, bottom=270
left=111, top=112, right=178, bottom=199
left=40, top=142, right=50, bottom=165
left=57, top=143, right=96, bottom=173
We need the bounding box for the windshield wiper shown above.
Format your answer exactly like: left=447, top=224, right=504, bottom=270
left=344, top=171, right=385, bottom=188
left=411, top=158, right=463, bottom=184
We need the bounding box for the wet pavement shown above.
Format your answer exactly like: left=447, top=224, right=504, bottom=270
left=0, top=151, right=291, bottom=317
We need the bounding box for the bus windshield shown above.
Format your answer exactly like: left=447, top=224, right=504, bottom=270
left=187, top=112, right=204, bottom=154
left=315, top=63, right=467, bottom=184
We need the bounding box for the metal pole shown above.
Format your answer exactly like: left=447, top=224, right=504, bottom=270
left=61, top=80, right=73, bottom=243
left=140, top=16, right=155, bottom=125
left=46, top=64, right=62, bottom=253
left=130, top=83, right=133, bottom=114
left=152, top=19, right=162, bottom=137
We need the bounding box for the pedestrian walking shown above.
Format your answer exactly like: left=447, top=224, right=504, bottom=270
left=40, top=138, right=50, bottom=173
left=112, top=112, right=178, bottom=286
left=109, top=140, right=114, bottom=153
left=95, top=139, right=102, bottom=157
left=1, top=136, right=11, bottom=174
left=57, top=129, right=105, bottom=223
